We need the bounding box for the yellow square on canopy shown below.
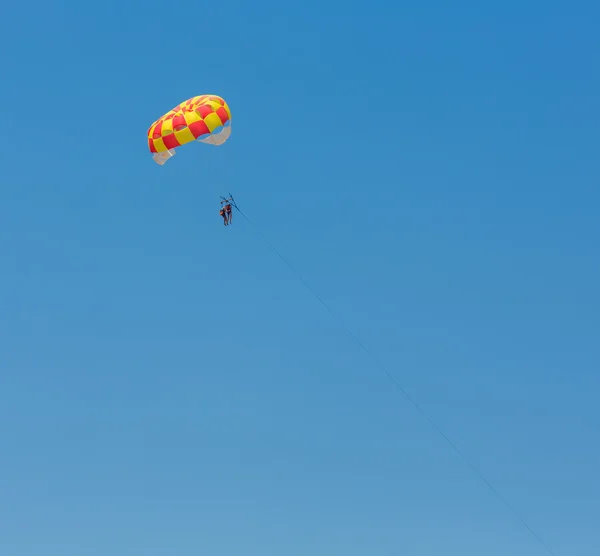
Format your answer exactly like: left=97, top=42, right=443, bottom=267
left=184, top=110, right=200, bottom=125
left=174, top=127, right=195, bottom=144
left=203, top=112, right=222, bottom=132
left=153, top=137, right=167, bottom=152
left=161, top=118, right=174, bottom=135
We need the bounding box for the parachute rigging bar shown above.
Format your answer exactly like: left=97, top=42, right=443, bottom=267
left=220, top=193, right=238, bottom=210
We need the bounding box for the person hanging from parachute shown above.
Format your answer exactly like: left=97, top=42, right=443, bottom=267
left=219, top=205, right=228, bottom=226
left=224, top=201, right=232, bottom=224
left=220, top=195, right=235, bottom=226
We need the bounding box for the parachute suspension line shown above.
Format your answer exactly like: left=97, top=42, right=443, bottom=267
left=232, top=203, right=557, bottom=556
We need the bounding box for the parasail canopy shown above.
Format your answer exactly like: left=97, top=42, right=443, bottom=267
left=147, top=95, right=232, bottom=165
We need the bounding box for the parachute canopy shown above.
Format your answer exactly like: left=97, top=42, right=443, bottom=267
left=147, top=95, right=232, bottom=165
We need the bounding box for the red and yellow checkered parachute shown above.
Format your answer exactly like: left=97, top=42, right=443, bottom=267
left=147, top=95, right=232, bottom=165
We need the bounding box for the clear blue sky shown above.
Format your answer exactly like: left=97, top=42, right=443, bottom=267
left=1, top=1, right=599, bottom=555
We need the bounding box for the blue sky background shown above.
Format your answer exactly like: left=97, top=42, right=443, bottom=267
left=1, top=1, right=599, bottom=555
